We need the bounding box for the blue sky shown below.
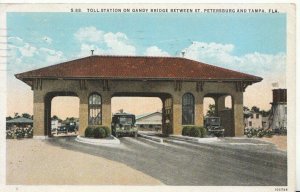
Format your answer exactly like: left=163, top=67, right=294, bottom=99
left=8, top=13, right=285, bottom=60
left=6, top=12, right=287, bottom=117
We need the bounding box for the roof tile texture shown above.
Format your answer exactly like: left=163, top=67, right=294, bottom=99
left=16, top=55, right=262, bottom=81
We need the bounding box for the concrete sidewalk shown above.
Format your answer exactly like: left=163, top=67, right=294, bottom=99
left=6, top=139, right=163, bottom=185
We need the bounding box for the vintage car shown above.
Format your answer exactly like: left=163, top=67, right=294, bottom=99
left=57, top=126, right=67, bottom=134
left=204, top=117, right=224, bottom=137
left=66, top=122, right=78, bottom=133
left=111, top=112, right=138, bottom=138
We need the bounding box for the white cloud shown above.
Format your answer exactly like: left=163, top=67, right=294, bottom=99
left=19, top=44, right=37, bottom=57
left=145, top=46, right=170, bottom=57
left=9, top=37, right=37, bottom=57
left=78, top=43, right=105, bottom=57
left=183, top=41, right=286, bottom=77
left=8, top=36, right=24, bottom=46
left=38, top=47, right=64, bottom=64
left=43, top=36, right=53, bottom=44
left=103, top=32, right=136, bottom=55
left=182, top=41, right=286, bottom=110
left=74, top=27, right=136, bottom=56
left=74, top=26, right=104, bottom=43
left=8, top=36, right=65, bottom=72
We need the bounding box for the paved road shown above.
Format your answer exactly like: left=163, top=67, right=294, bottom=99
left=47, top=136, right=287, bottom=186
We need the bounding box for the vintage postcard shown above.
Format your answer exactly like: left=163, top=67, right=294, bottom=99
left=0, top=3, right=296, bottom=192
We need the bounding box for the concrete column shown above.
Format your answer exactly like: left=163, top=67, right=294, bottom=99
left=102, top=93, right=112, bottom=129
left=45, top=98, right=52, bottom=137
left=33, top=91, right=46, bottom=137
left=78, top=94, right=88, bottom=136
left=233, top=92, right=244, bottom=136
left=195, top=93, right=204, bottom=127
left=216, top=95, right=226, bottom=115
left=172, top=93, right=182, bottom=135
left=161, top=97, right=166, bottom=134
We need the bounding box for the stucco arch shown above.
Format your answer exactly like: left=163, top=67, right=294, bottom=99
left=43, top=91, right=79, bottom=137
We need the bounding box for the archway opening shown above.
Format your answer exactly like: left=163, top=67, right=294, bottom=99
left=111, top=96, right=163, bottom=135
left=51, top=96, right=80, bottom=137
left=203, top=94, right=235, bottom=137
left=225, top=95, right=232, bottom=109
left=45, top=92, right=79, bottom=137
left=203, top=97, right=216, bottom=117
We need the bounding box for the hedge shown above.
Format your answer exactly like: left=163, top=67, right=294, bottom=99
left=182, top=126, right=192, bottom=136
left=190, top=127, right=202, bottom=137
left=84, top=126, right=110, bottom=138
left=244, top=128, right=273, bottom=138
left=84, top=126, right=94, bottom=138
left=93, top=127, right=106, bottom=138
left=6, top=127, right=33, bottom=139
left=182, top=126, right=207, bottom=138
left=102, top=126, right=111, bottom=136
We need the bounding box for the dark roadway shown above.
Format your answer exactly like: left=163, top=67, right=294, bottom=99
left=47, top=136, right=287, bottom=186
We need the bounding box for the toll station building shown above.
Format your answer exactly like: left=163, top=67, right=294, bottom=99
left=15, top=55, right=262, bottom=138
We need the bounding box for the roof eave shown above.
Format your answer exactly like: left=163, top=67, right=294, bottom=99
left=15, top=75, right=263, bottom=83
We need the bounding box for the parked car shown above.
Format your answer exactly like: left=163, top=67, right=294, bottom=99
left=66, top=122, right=78, bottom=133
left=204, top=117, right=224, bottom=137
left=57, top=126, right=67, bottom=134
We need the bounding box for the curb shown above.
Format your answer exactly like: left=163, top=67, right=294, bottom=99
left=138, top=133, right=164, bottom=144
left=75, top=135, right=120, bottom=145
left=33, top=136, right=50, bottom=140
left=168, top=135, right=219, bottom=143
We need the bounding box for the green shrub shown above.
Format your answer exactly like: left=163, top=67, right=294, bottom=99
left=190, top=127, right=202, bottom=137
left=6, top=127, right=33, bottom=139
left=244, top=127, right=273, bottom=138
left=84, top=126, right=94, bottom=138
left=93, top=127, right=106, bottom=138
left=182, top=126, right=207, bottom=138
left=101, top=126, right=111, bottom=136
left=182, top=126, right=192, bottom=136
left=199, top=127, right=207, bottom=138
left=6, top=130, right=14, bottom=139
left=264, top=129, right=273, bottom=138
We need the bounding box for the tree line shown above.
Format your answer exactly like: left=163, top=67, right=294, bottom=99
left=6, top=113, right=77, bottom=122
left=206, top=104, right=271, bottom=117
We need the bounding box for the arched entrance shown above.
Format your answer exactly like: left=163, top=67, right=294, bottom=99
left=203, top=93, right=235, bottom=136
left=112, top=92, right=173, bottom=135
left=44, top=91, right=79, bottom=137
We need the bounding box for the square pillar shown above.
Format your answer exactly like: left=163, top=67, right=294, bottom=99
left=195, top=94, right=204, bottom=127
left=172, top=94, right=182, bottom=135
left=161, top=97, right=166, bottom=134
left=233, top=92, right=244, bottom=136
left=33, top=91, right=46, bottom=137
left=102, top=93, right=112, bottom=129
left=79, top=101, right=88, bottom=136
left=216, top=95, right=226, bottom=115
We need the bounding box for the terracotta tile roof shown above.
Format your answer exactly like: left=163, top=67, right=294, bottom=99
left=15, top=55, right=262, bottom=82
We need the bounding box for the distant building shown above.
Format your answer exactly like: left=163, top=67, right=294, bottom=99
left=136, top=111, right=162, bottom=130
left=6, top=117, right=33, bottom=130
left=262, top=117, right=269, bottom=129
left=51, top=119, right=61, bottom=130
left=244, top=111, right=262, bottom=129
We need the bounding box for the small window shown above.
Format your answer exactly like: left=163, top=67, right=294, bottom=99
left=249, top=121, right=252, bottom=126
left=256, top=114, right=259, bottom=119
